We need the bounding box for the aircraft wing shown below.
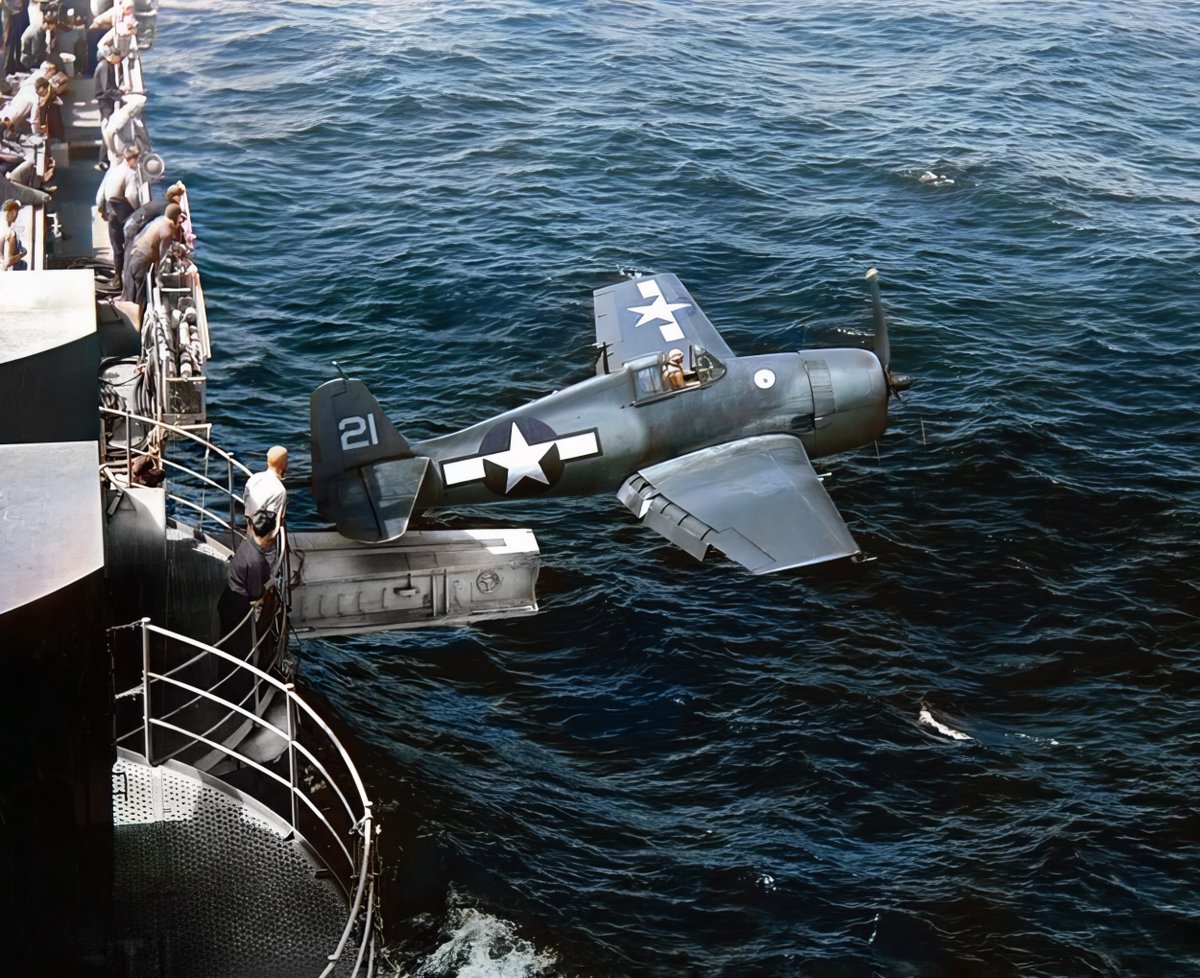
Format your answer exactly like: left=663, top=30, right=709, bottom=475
left=593, top=273, right=736, bottom=372
left=617, top=434, right=860, bottom=574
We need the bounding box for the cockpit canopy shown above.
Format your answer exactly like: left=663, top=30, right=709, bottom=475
left=627, top=345, right=727, bottom=405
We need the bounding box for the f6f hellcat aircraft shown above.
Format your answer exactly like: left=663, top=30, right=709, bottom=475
left=310, top=270, right=910, bottom=574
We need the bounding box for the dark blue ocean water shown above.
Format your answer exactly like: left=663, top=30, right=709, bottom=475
left=147, top=2, right=1199, bottom=975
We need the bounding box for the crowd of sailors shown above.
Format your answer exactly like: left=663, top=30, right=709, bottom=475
left=2, top=0, right=185, bottom=313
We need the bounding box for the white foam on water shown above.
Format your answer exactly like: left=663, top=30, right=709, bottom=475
left=918, top=169, right=956, bottom=187
left=413, top=904, right=558, bottom=978
left=1014, top=731, right=1061, bottom=747
left=918, top=707, right=972, bottom=741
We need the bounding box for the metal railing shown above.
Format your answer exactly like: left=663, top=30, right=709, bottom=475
left=100, top=405, right=250, bottom=549
left=121, top=618, right=378, bottom=977
left=115, top=548, right=289, bottom=770
left=103, top=406, right=294, bottom=764
left=102, top=409, right=375, bottom=972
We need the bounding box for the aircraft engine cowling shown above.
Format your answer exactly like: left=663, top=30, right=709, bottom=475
left=801, top=348, right=889, bottom=458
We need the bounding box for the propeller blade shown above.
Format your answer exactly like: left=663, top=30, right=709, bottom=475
left=865, top=267, right=889, bottom=371
left=865, top=268, right=913, bottom=396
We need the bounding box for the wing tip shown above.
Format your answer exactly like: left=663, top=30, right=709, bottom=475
left=747, top=544, right=862, bottom=575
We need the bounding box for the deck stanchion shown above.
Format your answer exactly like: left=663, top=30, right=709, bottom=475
left=250, top=613, right=261, bottom=711
left=141, top=617, right=153, bottom=764
left=228, top=456, right=236, bottom=551
left=286, top=684, right=298, bottom=834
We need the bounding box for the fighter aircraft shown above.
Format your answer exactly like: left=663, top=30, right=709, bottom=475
left=310, top=269, right=911, bottom=574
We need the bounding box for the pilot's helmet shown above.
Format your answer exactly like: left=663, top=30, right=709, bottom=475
left=667, top=348, right=684, bottom=364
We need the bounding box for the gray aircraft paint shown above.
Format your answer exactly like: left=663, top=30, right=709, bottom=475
left=310, top=271, right=907, bottom=574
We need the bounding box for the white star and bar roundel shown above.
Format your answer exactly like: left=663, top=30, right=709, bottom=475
left=626, top=278, right=690, bottom=342
left=441, top=417, right=603, bottom=496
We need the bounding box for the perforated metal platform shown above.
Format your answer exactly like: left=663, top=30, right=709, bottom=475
left=112, top=752, right=359, bottom=978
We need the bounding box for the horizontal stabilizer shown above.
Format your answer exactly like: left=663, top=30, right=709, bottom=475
left=324, top=456, right=430, bottom=543
left=618, top=434, right=859, bottom=574
left=311, top=377, right=425, bottom=542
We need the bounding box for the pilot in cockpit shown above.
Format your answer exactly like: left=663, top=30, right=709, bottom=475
left=663, top=348, right=687, bottom=390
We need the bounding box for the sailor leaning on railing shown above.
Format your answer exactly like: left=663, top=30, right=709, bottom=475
left=217, top=507, right=282, bottom=644
left=244, top=446, right=290, bottom=529
left=0, top=63, right=65, bottom=205
left=121, top=196, right=176, bottom=303
left=123, top=175, right=181, bottom=240
left=120, top=179, right=186, bottom=306
left=218, top=446, right=291, bottom=644
left=91, top=0, right=146, bottom=164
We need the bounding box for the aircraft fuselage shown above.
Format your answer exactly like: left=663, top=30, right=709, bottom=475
left=412, top=347, right=888, bottom=507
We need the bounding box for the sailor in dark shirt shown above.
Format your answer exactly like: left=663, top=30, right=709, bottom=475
left=2, top=2, right=31, bottom=77
left=216, top=510, right=278, bottom=644
left=92, top=48, right=123, bottom=165
left=93, top=47, right=123, bottom=117
left=122, top=180, right=185, bottom=245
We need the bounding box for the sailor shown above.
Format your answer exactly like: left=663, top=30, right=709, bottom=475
left=216, top=510, right=279, bottom=643
left=83, top=0, right=110, bottom=73
left=88, top=0, right=116, bottom=30
left=122, top=179, right=184, bottom=243
left=92, top=45, right=124, bottom=167
left=94, top=142, right=140, bottom=279
left=2, top=1, right=31, bottom=77
left=95, top=0, right=135, bottom=60
left=120, top=200, right=180, bottom=307
left=112, top=6, right=135, bottom=59
left=17, top=10, right=52, bottom=70
left=243, top=446, right=289, bottom=530
left=1, top=197, right=27, bottom=270
left=0, top=74, right=49, bottom=132
left=129, top=449, right=164, bottom=487
left=30, top=66, right=63, bottom=142
left=663, top=348, right=687, bottom=390
left=2, top=138, right=52, bottom=205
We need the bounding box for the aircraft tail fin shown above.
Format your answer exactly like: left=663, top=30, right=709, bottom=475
left=310, top=378, right=431, bottom=542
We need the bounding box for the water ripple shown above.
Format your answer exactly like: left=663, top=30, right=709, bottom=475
left=145, top=1, right=1200, bottom=975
